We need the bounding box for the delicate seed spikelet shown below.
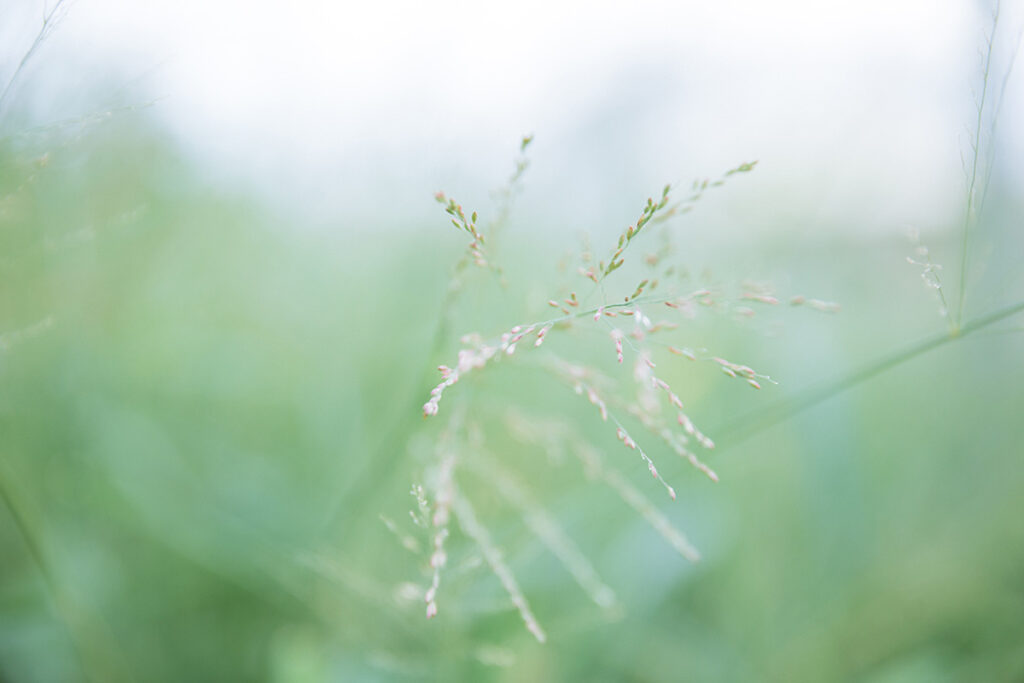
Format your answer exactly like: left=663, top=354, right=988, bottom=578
left=535, top=324, right=553, bottom=347
left=610, top=329, right=624, bottom=364
left=413, top=152, right=840, bottom=639
left=380, top=515, right=421, bottom=553
left=452, top=493, right=547, bottom=643
left=906, top=229, right=951, bottom=321
left=424, top=454, right=455, bottom=619
left=668, top=346, right=697, bottom=361
left=678, top=412, right=715, bottom=449
left=790, top=295, right=841, bottom=313
left=741, top=293, right=779, bottom=305
left=512, top=423, right=701, bottom=560
left=467, top=454, right=618, bottom=609
left=612, top=422, right=676, bottom=499
left=426, top=324, right=545, bottom=417
left=584, top=385, right=609, bottom=421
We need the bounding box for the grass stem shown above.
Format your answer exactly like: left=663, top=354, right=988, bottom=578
left=716, top=297, right=1024, bottom=446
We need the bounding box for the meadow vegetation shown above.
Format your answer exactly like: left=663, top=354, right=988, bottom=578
left=1, top=3, right=1023, bottom=682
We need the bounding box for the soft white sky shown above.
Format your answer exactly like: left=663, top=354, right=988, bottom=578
left=4, top=0, right=1022, bottom=236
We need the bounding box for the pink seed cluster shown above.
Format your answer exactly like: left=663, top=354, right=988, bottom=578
left=615, top=425, right=675, bottom=500
left=584, top=385, right=608, bottom=421
left=790, top=295, right=841, bottom=313
left=677, top=412, right=715, bottom=450
left=424, top=325, right=543, bottom=417
left=711, top=356, right=770, bottom=390
left=610, top=329, right=624, bottom=364
left=741, top=292, right=779, bottom=305
left=424, top=455, right=454, bottom=619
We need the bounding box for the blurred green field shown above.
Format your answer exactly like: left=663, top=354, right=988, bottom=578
left=1, top=96, right=1024, bottom=683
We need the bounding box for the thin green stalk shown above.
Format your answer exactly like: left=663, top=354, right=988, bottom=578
left=328, top=149, right=535, bottom=530
left=715, top=298, right=1024, bottom=447
left=978, top=19, right=1023, bottom=219
left=0, top=0, right=69, bottom=118
left=957, top=2, right=1001, bottom=328
left=0, top=464, right=130, bottom=682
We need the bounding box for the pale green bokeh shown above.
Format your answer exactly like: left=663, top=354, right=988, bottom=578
left=2, top=28, right=1024, bottom=683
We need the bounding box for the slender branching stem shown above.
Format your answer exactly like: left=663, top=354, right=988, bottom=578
left=0, top=464, right=128, bottom=682
left=0, top=0, right=70, bottom=117
left=716, top=297, right=1024, bottom=446
left=957, top=2, right=1001, bottom=328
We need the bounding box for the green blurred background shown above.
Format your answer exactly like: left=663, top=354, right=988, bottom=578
left=2, top=2, right=1024, bottom=682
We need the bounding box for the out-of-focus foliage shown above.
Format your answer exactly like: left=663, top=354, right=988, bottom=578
left=2, top=60, right=1024, bottom=683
